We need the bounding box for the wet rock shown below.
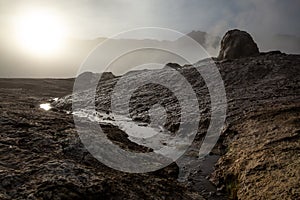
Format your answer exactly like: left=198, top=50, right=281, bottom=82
left=218, top=29, right=259, bottom=60
left=101, top=123, right=153, bottom=153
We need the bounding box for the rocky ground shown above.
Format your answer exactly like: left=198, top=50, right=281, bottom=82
left=209, top=52, right=300, bottom=199
left=0, top=79, right=204, bottom=199
left=0, top=51, right=299, bottom=199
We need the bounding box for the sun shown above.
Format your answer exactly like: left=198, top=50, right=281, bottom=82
left=14, top=9, right=67, bottom=57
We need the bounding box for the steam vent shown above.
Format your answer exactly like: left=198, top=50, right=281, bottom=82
left=218, top=29, right=260, bottom=60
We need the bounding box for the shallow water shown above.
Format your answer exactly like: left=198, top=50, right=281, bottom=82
left=72, top=109, right=190, bottom=158
left=71, top=109, right=222, bottom=197
left=40, top=103, right=52, bottom=111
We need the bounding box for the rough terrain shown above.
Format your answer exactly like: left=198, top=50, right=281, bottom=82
left=0, top=50, right=300, bottom=199
left=0, top=79, right=201, bottom=200
left=55, top=51, right=299, bottom=199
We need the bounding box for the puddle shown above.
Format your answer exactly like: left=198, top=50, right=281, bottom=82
left=40, top=103, right=52, bottom=111
left=71, top=109, right=220, bottom=194
left=40, top=97, right=59, bottom=111
left=72, top=110, right=190, bottom=158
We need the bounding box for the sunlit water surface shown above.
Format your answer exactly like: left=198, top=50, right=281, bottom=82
left=39, top=103, right=52, bottom=111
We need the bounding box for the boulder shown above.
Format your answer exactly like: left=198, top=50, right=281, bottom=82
left=218, top=29, right=259, bottom=60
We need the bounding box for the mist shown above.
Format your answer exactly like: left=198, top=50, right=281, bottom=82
left=0, top=0, right=299, bottom=77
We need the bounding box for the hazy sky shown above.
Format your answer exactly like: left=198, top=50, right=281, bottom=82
left=1, top=0, right=300, bottom=39
left=0, top=0, right=299, bottom=78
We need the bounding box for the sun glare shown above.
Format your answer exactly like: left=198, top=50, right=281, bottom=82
left=14, top=9, right=67, bottom=57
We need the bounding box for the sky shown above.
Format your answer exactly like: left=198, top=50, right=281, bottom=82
left=0, top=0, right=299, bottom=77
left=1, top=0, right=300, bottom=39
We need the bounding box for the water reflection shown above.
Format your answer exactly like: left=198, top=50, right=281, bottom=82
left=72, top=110, right=190, bottom=156
left=40, top=103, right=52, bottom=111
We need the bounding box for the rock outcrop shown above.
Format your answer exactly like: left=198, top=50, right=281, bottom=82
left=218, top=29, right=259, bottom=60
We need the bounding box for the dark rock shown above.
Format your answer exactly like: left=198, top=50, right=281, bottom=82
left=150, top=162, right=180, bottom=179
left=101, top=123, right=153, bottom=153
left=218, top=29, right=259, bottom=60
left=260, top=50, right=282, bottom=55
left=165, top=63, right=182, bottom=70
